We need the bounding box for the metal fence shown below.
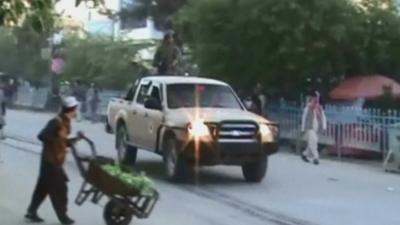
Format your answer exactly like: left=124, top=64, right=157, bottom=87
left=98, top=90, right=123, bottom=115
left=14, top=87, right=48, bottom=109
left=13, top=87, right=123, bottom=116
left=267, top=104, right=400, bottom=158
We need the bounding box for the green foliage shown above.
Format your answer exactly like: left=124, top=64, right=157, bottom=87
left=0, top=29, right=18, bottom=74
left=365, top=85, right=400, bottom=112
left=0, top=25, right=48, bottom=85
left=63, top=36, right=147, bottom=89
left=0, top=0, right=147, bottom=89
left=175, top=0, right=400, bottom=97
left=0, top=28, right=147, bottom=89
left=0, top=0, right=104, bottom=33
left=1, top=0, right=57, bottom=33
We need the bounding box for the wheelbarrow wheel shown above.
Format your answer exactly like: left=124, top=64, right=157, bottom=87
left=104, top=200, right=133, bottom=225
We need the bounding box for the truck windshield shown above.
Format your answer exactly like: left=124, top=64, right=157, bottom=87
left=167, top=83, right=242, bottom=109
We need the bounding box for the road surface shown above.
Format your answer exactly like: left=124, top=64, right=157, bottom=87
left=1, top=110, right=400, bottom=225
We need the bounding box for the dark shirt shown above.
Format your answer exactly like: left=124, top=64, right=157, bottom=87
left=73, top=85, right=86, bottom=102
left=251, top=94, right=262, bottom=115
left=153, top=44, right=180, bottom=75
left=38, top=114, right=75, bottom=167
left=1, top=102, right=5, bottom=115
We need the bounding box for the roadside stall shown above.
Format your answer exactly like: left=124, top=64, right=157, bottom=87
left=327, top=75, right=400, bottom=158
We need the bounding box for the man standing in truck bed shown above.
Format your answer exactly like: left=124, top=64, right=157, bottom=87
left=153, top=33, right=181, bottom=75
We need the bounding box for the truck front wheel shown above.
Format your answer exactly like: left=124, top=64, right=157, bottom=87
left=116, top=124, right=137, bottom=165
left=163, top=137, right=193, bottom=182
left=242, top=156, right=268, bottom=183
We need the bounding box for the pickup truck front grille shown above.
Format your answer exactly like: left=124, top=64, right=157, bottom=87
left=216, top=121, right=258, bottom=143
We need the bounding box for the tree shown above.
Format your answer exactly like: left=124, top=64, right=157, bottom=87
left=0, top=22, right=50, bottom=85
left=0, top=29, right=18, bottom=74
left=175, top=0, right=400, bottom=98
left=0, top=0, right=104, bottom=33
left=62, top=36, right=148, bottom=89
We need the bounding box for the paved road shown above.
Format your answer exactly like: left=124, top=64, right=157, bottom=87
left=1, top=110, right=400, bottom=225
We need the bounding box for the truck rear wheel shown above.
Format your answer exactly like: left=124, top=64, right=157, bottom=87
left=242, top=156, right=268, bottom=183
left=116, top=124, right=137, bottom=165
left=163, top=137, right=192, bottom=182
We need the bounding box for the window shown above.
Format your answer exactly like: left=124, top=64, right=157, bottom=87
left=136, top=83, right=152, bottom=104
left=167, top=84, right=242, bottom=109
left=150, top=86, right=161, bottom=102
left=125, top=85, right=136, bottom=101
left=125, top=79, right=140, bottom=101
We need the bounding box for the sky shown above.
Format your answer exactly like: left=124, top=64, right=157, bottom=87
left=55, top=0, right=120, bottom=23
left=55, top=0, right=121, bottom=34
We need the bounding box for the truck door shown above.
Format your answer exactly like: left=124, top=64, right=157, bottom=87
left=110, top=84, right=136, bottom=131
left=142, top=83, right=164, bottom=151
left=129, top=80, right=152, bottom=148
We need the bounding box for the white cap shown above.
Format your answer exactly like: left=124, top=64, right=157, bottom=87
left=62, top=96, right=79, bottom=108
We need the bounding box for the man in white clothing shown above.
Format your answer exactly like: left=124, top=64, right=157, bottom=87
left=301, top=91, right=327, bottom=165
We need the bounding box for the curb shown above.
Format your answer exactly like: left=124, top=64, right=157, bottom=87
left=8, top=105, right=47, bottom=113
left=6, top=135, right=41, bottom=146
left=10, top=104, right=107, bottom=121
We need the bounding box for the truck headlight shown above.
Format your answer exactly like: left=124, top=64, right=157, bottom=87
left=188, top=120, right=210, bottom=138
left=259, top=124, right=273, bottom=142
left=259, top=124, right=271, bottom=136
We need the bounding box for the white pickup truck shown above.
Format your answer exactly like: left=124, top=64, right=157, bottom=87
left=106, top=76, right=279, bottom=182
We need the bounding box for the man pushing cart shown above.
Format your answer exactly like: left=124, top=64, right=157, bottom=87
left=70, top=137, right=159, bottom=225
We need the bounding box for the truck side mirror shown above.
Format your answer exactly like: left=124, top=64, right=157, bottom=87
left=144, top=97, right=162, bottom=111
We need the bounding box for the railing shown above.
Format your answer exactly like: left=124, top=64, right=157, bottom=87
left=14, top=87, right=48, bottom=109
left=98, top=90, right=123, bottom=115
left=267, top=104, right=400, bottom=158
left=12, top=87, right=123, bottom=116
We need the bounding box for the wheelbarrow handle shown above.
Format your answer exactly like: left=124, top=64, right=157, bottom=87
left=70, top=136, right=97, bottom=159
left=81, top=136, right=98, bottom=158
left=70, top=136, right=98, bottom=178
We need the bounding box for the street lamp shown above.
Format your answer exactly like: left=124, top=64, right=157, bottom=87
left=85, top=0, right=96, bottom=21
left=148, top=1, right=157, bottom=18
left=85, top=0, right=96, bottom=9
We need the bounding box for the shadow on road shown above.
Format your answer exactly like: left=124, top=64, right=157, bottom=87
left=134, top=159, right=247, bottom=186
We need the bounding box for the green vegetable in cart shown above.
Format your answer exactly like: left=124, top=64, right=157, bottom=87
left=101, top=164, right=155, bottom=196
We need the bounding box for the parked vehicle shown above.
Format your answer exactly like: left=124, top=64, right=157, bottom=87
left=106, top=76, right=279, bottom=182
